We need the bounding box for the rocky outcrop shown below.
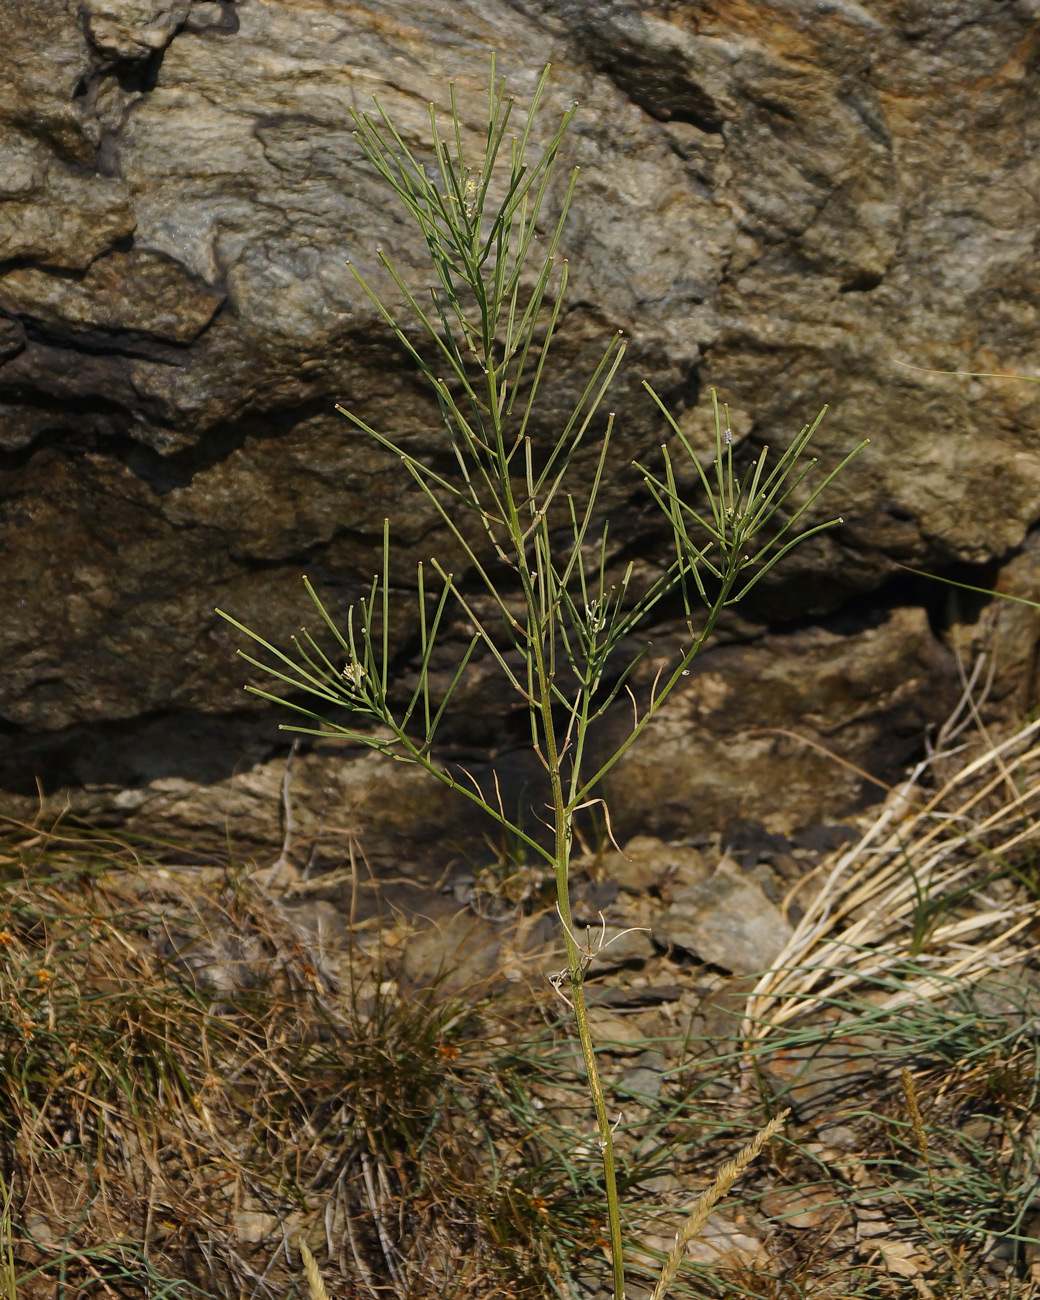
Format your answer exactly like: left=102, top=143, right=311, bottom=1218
left=2, top=0, right=1039, bottom=852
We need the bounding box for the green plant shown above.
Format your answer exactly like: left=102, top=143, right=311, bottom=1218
left=218, top=63, right=861, bottom=1299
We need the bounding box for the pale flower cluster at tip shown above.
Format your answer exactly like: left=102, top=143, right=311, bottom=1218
left=341, top=661, right=367, bottom=688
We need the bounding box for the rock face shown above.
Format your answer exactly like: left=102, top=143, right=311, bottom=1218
left=2, top=0, right=1039, bottom=848
left=652, top=862, right=793, bottom=976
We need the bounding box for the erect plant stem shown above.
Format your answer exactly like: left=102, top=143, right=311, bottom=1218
left=567, top=916, right=625, bottom=1297
left=542, top=673, right=626, bottom=1300
left=901, top=1067, right=967, bottom=1298
left=514, top=516, right=626, bottom=1300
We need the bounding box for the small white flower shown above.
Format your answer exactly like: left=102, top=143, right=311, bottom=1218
left=342, top=662, right=367, bottom=688
left=585, top=600, right=607, bottom=633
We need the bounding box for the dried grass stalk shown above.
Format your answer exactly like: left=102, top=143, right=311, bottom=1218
left=901, top=1068, right=967, bottom=1297
left=742, top=717, right=1040, bottom=1044
left=649, top=1110, right=789, bottom=1300
left=299, top=1240, right=331, bottom=1300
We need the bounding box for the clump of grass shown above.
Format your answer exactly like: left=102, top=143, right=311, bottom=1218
left=0, top=814, right=587, bottom=1299
left=742, top=714, right=1040, bottom=1047
left=0, top=811, right=802, bottom=1300
left=729, top=963, right=1040, bottom=1297
left=721, top=707, right=1040, bottom=1297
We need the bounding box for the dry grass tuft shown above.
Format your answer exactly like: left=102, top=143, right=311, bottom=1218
left=0, top=815, right=582, bottom=1300
left=743, top=716, right=1040, bottom=1044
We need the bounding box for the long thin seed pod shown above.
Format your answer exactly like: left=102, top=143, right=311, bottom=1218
left=650, top=1110, right=789, bottom=1300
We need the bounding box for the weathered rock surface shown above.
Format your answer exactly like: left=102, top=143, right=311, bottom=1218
left=607, top=602, right=960, bottom=837
left=2, top=0, right=1040, bottom=847
left=578, top=835, right=710, bottom=895
left=652, top=862, right=793, bottom=976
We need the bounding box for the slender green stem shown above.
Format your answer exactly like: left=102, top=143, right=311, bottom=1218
left=521, top=555, right=627, bottom=1300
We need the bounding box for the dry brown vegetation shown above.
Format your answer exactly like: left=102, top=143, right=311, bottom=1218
left=2, top=718, right=1040, bottom=1300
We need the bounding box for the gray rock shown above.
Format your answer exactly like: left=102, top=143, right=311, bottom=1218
left=0, top=250, right=223, bottom=344
left=607, top=604, right=958, bottom=839
left=397, top=909, right=504, bottom=996
left=84, top=1, right=194, bottom=61
left=653, top=869, right=793, bottom=976
left=618, top=1047, right=666, bottom=1100
left=0, top=317, right=24, bottom=369
left=587, top=924, right=656, bottom=974
left=761, top=1031, right=886, bottom=1119
left=278, top=898, right=347, bottom=948
left=0, top=0, right=1035, bottom=851
left=586, top=836, right=710, bottom=894
left=617, top=1066, right=663, bottom=1102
